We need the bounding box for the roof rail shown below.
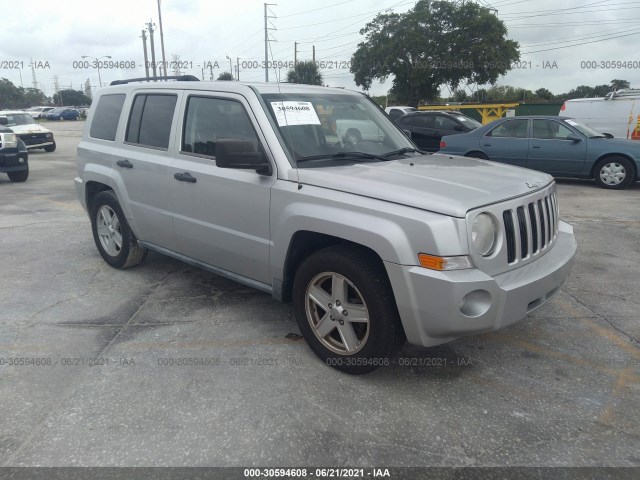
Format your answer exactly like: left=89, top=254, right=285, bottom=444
left=110, top=75, right=200, bottom=86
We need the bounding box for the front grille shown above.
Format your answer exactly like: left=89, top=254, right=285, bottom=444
left=18, top=133, right=48, bottom=146
left=502, top=190, right=559, bottom=264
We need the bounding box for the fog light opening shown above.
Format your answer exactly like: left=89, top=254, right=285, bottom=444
left=459, top=290, right=492, bottom=318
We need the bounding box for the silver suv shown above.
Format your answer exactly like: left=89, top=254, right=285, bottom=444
left=75, top=76, right=576, bottom=374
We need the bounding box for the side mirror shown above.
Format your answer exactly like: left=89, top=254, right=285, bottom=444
left=566, top=134, right=582, bottom=142
left=215, top=139, right=272, bottom=175
left=0, top=117, right=7, bottom=126
left=403, top=129, right=412, bottom=139
left=603, top=133, right=614, bottom=139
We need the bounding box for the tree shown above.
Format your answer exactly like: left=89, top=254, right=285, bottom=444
left=535, top=88, right=554, bottom=100
left=286, top=61, right=323, bottom=85
left=0, top=78, right=24, bottom=108
left=350, top=0, right=519, bottom=106
left=611, top=79, right=630, bottom=91
left=217, top=72, right=233, bottom=80
left=53, top=89, right=92, bottom=106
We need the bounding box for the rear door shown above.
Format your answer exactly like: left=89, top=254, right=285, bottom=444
left=115, top=91, right=182, bottom=251
left=168, top=92, right=276, bottom=284
left=527, top=119, right=587, bottom=174
left=482, top=118, right=530, bottom=167
left=398, top=114, right=438, bottom=151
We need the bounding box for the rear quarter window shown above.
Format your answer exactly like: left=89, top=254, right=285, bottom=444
left=90, top=94, right=126, bottom=141
left=125, top=94, right=177, bottom=149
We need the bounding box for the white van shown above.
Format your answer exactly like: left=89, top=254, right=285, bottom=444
left=560, top=89, right=640, bottom=141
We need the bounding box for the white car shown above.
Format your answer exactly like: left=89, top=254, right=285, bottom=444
left=0, top=111, right=56, bottom=151
left=24, top=106, right=55, bottom=119
left=385, top=106, right=417, bottom=119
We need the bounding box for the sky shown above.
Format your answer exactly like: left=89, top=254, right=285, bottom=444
left=1, top=0, right=639, bottom=100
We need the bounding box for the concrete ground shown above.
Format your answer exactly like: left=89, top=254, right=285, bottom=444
left=0, top=120, right=638, bottom=467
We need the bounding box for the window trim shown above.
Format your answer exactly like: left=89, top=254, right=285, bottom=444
left=485, top=118, right=530, bottom=139
left=179, top=94, right=266, bottom=162
left=123, top=92, right=178, bottom=151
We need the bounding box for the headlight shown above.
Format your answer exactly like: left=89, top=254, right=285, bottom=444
left=472, top=213, right=498, bottom=256
left=46, top=133, right=53, bottom=139
left=0, top=133, right=17, bottom=148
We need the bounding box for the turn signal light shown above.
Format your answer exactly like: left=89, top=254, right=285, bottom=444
left=418, top=253, right=474, bottom=271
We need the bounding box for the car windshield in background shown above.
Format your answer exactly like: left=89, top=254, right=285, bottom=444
left=455, top=115, right=482, bottom=129
left=261, top=93, right=415, bottom=165
left=566, top=118, right=607, bottom=138
left=2, top=114, right=37, bottom=126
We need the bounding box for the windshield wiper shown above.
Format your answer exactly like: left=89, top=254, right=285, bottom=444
left=382, top=147, right=425, bottom=157
left=296, top=151, right=390, bottom=164
left=589, top=135, right=607, bottom=139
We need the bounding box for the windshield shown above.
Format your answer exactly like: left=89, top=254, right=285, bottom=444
left=565, top=118, right=606, bottom=138
left=455, top=115, right=482, bottom=129
left=261, top=92, right=416, bottom=165
left=1, top=113, right=37, bottom=126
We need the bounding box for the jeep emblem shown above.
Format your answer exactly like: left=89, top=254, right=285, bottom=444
left=526, top=181, right=539, bottom=189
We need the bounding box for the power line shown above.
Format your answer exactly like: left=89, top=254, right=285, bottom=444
left=278, top=0, right=357, bottom=18
left=522, top=28, right=640, bottom=54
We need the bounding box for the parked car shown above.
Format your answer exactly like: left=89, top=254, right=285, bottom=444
left=76, top=77, right=576, bottom=374
left=385, top=106, right=417, bottom=119
left=24, top=106, right=55, bottom=119
left=439, top=115, right=639, bottom=189
left=0, top=122, right=29, bottom=182
left=0, top=111, right=56, bottom=152
left=46, top=108, right=80, bottom=121
left=561, top=88, right=640, bottom=140
left=396, top=111, right=482, bottom=152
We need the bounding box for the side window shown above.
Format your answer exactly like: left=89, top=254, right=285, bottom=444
left=182, top=96, right=261, bottom=158
left=533, top=120, right=574, bottom=140
left=389, top=109, right=402, bottom=119
left=487, top=119, right=529, bottom=138
left=90, top=94, right=126, bottom=141
left=125, top=94, right=177, bottom=149
left=435, top=115, right=458, bottom=130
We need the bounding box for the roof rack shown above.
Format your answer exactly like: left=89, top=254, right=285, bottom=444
left=110, top=75, right=200, bottom=86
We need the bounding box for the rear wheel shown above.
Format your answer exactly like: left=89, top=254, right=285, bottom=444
left=594, top=156, right=635, bottom=189
left=293, top=245, right=405, bottom=374
left=465, top=151, right=489, bottom=160
left=90, top=190, right=147, bottom=268
left=8, top=168, right=29, bottom=182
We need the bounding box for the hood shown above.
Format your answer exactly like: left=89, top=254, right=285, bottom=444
left=296, top=154, right=553, bottom=218
left=8, top=123, right=52, bottom=135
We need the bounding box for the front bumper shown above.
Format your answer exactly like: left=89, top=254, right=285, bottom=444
left=385, top=221, right=577, bottom=347
left=0, top=151, right=29, bottom=173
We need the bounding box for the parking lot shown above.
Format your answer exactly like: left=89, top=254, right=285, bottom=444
left=0, top=120, right=639, bottom=467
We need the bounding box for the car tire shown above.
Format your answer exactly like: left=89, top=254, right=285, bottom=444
left=594, top=156, right=635, bottom=189
left=7, top=168, right=29, bottom=182
left=465, top=151, right=489, bottom=160
left=90, top=190, right=147, bottom=269
left=293, top=245, right=405, bottom=374
left=44, top=142, right=56, bottom=152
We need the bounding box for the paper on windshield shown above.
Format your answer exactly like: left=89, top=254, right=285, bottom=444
left=271, top=101, right=321, bottom=127
left=565, top=119, right=578, bottom=126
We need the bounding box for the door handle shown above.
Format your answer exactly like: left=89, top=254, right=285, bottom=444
left=116, top=159, right=133, bottom=168
left=174, top=172, right=197, bottom=183
left=483, top=143, right=491, bottom=147
left=532, top=146, right=541, bottom=149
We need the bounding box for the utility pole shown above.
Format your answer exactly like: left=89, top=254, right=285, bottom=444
left=264, top=3, right=276, bottom=82
left=312, top=45, right=315, bottom=63
left=294, top=42, right=297, bottom=65
left=147, top=20, right=158, bottom=77
left=157, top=0, right=167, bottom=77
left=30, top=59, right=38, bottom=90
left=141, top=30, right=150, bottom=78
left=237, top=57, right=240, bottom=81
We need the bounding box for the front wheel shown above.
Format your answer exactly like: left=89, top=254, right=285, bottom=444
left=465, top=151, right=489, bottom=160
left=293, top=245, right=405, bottom=374
left=44, top=142, right=56, bottom=152
left=8, top=168, right=29, bottom=182
left=90, top=190, right=147, bottom=268
left=594, top=157, right=635, bottom=189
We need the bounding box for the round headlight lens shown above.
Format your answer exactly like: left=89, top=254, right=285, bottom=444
left=472, top=213, right=497, bottom=256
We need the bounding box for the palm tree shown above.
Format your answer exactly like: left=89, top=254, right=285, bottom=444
left=286, top=61, right=323, bottom=85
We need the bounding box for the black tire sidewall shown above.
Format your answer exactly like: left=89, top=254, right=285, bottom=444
left=595, top=157, right=634, bottom=189
left=7, top=168, right=29, bottom=182
left=44, top=142, right=56, bottom=152
left=293, top=247, right=403, bottom=374
left=90, top=191, right=135, bottom=268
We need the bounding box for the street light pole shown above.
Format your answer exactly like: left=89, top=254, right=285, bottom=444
left=226, top=55, right=233, bottom=79
left=81, top=55, right=112, bottom=87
